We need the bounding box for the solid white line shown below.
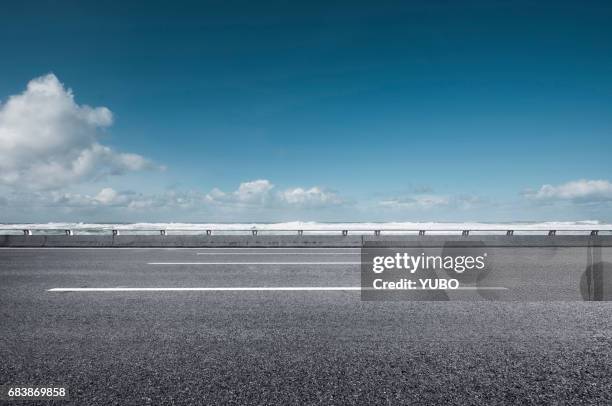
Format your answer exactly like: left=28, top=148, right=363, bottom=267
left=47, top=286, right=507, bottom=292
left=0, top=247, right=360, bottom=250
left=195, top=247, right=360, bottom=250
left=196, top=252, right=357, bottom=255
left=48, top=287, right=361, bottom=292
left=0, top=247, right=188, bottom=249
left=148, top=262, right=361, bottom=265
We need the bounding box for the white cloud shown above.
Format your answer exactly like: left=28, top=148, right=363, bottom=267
left=279, top=186, right=343, bottom=207
left=206, top=179, right=274, bottom=206
left=0, top=179, right=345, bottom=218
left=380, top=194, right=450, bottom=209
left=24, top=187, right=204, bottom=210
left=94, top=187, right=119, bottom=205
left=524, top=179, right=612, bottom=203
left=235, top=179, right=274, bottom=203
left=206, top=179, right=344, bottom=208
left=46, top=188, right=129, bottom=208
left=378, top=193, right=485, bottom=210
left=0, top=74, right=154, bottom=190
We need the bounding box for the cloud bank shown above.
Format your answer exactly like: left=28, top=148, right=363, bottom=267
left=1, top=179, right=345, bottom=215
left=524, top=179, right=612, bottom=203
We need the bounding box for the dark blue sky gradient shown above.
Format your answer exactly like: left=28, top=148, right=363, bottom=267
left=1, top=0, right=611, bottom=220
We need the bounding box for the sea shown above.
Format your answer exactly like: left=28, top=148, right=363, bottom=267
left=0, top=221, right=610, bottom=235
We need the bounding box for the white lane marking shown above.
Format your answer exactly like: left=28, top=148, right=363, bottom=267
left=195, top=247, right=359, bottom=250
left=0, top=247, right=360, bottom=250
left=196, top=252, right=357, bottom=255
left=148, top=262, right=361, bottom=265
left=49, top=287, right=361, bottom=292
left=48, top=286, right=507, bottom=292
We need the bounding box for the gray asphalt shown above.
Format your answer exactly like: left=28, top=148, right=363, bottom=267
left=1, top=248, right=612, bottom=405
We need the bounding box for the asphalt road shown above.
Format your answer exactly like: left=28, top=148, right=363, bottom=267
left=1, top=247, right=612, bottom=405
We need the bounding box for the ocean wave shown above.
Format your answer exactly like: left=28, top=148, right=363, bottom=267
left=0, top=221, right=609, bottom=235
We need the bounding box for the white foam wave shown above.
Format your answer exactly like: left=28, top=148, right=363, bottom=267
left=0, top=221, right=609, bottom=235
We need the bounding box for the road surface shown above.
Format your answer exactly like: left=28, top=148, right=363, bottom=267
left=1, top=247, right=612, bottom=405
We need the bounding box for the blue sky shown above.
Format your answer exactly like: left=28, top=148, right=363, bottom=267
left=1, top=1, right=611, bottom=222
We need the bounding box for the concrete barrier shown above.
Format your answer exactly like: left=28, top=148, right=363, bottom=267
left=0, top=234, right=611, bottom=247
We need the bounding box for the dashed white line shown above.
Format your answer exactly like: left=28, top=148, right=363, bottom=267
left=193, top=247, right=360, bottom=249
left=147, top=262, right=361, bottom=265
left=196, top=252, right=357, bottom=255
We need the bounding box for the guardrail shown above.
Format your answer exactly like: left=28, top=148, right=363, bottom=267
left=3, top=228, right=612, bottom=236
